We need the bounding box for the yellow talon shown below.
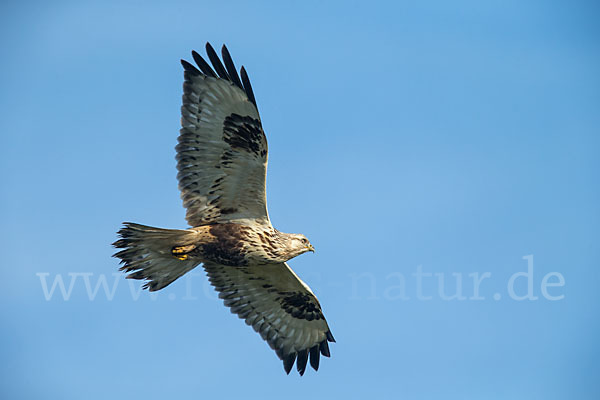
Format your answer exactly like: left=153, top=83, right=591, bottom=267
left=172, top=245, right=195, bottom=260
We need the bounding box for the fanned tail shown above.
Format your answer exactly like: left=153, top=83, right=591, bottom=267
left=112, top=222, right=200, bottom=291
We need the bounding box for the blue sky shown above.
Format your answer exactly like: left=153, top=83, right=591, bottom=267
left=1, top=0, right=599, bottom=399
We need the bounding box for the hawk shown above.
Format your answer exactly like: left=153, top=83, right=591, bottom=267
left=113, top=43, right=334, bottom=375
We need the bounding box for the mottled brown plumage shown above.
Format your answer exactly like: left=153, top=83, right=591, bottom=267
left=112, top=43, right=334, bottom=376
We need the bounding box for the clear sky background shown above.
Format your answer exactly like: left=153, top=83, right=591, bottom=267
left=1, top=1, right=599, bottom=399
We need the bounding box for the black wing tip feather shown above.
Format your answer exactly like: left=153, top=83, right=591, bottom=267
left=191, top=50, right=217, bottom=77
left=180, top=59, right=200, bottom=76
left=309, top=345, right=320, bottom=371
left=221, top=44, right=244, bottom=89
left=240, top=66, right=257, bottom=107
left=182, top=42, right=258, bottom=107
left=296, top=349, right=309, bottom=376
left=326, top=330, right=336, bottom=343
left=282, top=332, right=334, bottom=375
left=283, top=353, right=296, bottom=375
left=320, top=340, right=331, bottom=358
left=204, top=42, right=230, bottom=81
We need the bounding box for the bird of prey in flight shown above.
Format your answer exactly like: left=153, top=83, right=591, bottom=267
left=113, top=43, right=334, bottom=375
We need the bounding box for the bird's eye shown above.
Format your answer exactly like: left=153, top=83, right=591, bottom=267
left=301, top=238, right=308, bottom=244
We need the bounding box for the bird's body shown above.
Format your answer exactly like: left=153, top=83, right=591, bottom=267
left=113, top=43, right=334, bottom=375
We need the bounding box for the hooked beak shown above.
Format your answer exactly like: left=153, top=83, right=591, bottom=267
left=306, top=244, right=315, bottom=253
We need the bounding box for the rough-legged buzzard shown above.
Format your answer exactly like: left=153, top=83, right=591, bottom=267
left=113, top=43, right=334, bottom=375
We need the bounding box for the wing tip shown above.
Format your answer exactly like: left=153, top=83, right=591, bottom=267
left=283, top=353, right=296, bottom=375
left=320, top=340, right=331, bottom=358
left=296, top=349, right=308, bottom=376
left=180, top=59, right=200, bottom=76
left=221, top=44, right=244, bottom=91
left=309, top=345, right=320, bottom=371
left=191, top=49, right=217, bottom=77
left=240, top=65, right=257, bottom=108
left=282, top=339, right=329, bottom=375
left=204, top=41, right=230, bottom=80
left=326, top=330, right=336, bottom=343
left=182, top=43, right=258, bottom=108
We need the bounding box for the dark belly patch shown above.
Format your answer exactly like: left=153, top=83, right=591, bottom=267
left=200, top=223, right=251, bottom=266
left=200, top=242, right=247, bottom=266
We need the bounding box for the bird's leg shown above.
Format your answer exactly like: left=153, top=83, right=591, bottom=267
left=171, top=244, right=197, bottom=260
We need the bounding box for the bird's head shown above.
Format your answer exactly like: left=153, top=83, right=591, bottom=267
left=288, top=233, right=315, bottom=258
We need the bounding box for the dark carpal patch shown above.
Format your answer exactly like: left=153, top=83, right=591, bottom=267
left=279, top=291, right=324, bottom=321
left=222, top=113, right=265, bottom=157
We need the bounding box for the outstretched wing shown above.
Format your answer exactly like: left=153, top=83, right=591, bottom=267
left=203, top=262, right=335, bottom=375
left=178, top=43, right=269, bottom=227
